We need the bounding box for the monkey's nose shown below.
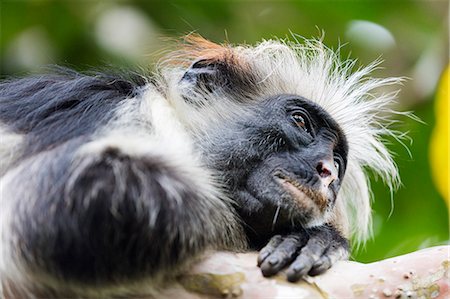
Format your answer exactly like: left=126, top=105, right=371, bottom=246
left=316, top=160, right=338, bottom=187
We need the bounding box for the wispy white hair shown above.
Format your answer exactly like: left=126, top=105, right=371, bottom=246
left=163, top=35, right=405, bottom=244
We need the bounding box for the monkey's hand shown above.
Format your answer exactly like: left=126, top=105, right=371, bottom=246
left=257, top=224, right=349, bottom=282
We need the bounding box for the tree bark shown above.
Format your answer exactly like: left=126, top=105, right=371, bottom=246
left=161, top=245, right=449, bottom=299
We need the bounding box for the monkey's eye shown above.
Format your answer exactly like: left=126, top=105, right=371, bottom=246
left=333, top=156, right=344, bottom=177
left=334, top=160, right=340, bottom=173
left=290, top=111, right=310, bottom=133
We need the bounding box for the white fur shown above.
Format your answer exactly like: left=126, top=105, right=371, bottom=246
left=0, top=126, right=23, bottom=176
left=78, top=88, right=242, bottom=249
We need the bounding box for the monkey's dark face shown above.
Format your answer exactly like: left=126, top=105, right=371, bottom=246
left=205, top=94, right=348, bottom=242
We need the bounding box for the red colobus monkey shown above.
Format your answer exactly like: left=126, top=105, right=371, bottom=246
left=0, top=35, right=401, bottom=298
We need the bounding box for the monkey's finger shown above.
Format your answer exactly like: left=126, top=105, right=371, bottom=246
left=307, top=254, right=331, bottom=276
left=257, top=235, right=283, bottom=266
left=286, top=236, right=328, bottom=282
left=259, top=235, right=302, bottom=277
left=308, top=244, right=350, bottom=276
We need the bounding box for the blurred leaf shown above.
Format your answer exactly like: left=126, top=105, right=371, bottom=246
left=429, top=66, right=449, bottom=207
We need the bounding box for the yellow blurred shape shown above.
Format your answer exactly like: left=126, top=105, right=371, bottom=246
left=429, top=66, right=449, bottom=208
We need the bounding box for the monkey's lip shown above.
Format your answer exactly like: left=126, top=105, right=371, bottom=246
left=274, top=172, right=328, bottom=210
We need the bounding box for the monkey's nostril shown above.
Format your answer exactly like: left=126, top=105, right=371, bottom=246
left=316, top=160, right=338, bottom=189
left=316, top=161, right=334, bottom=178
left=316, top=162, right=332, bottom=178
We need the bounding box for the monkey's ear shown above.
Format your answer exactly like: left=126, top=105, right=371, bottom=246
left=180, top=59, right=230, bottom=93
left=177, top=35, right=256, bottom=100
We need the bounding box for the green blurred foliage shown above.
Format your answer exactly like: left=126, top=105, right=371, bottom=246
left=0, top=0, right=448, bottom=262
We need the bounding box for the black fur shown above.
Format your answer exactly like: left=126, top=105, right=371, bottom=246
left=0, top=67, right=147, bottom=159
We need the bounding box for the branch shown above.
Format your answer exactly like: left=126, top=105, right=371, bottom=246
left=161, top=246, right=449, bottom=299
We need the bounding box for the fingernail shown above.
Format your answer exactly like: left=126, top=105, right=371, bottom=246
left=259, top=251, right=269, bottom=261
left=293, top=263, right=303, bottom=272
left=287, top=272, right=300, bottom=282
left=269, top=257, right=279, bottom=265
left=257, top=252, right=269, bottom=266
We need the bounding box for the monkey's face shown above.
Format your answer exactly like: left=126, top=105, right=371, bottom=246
left=242, top=95, right=348, bottom=229
left=200, top=94, right=348, bottom=241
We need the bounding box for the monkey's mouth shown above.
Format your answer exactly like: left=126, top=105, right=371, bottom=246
left=274, top=172, right=328, bottom=211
